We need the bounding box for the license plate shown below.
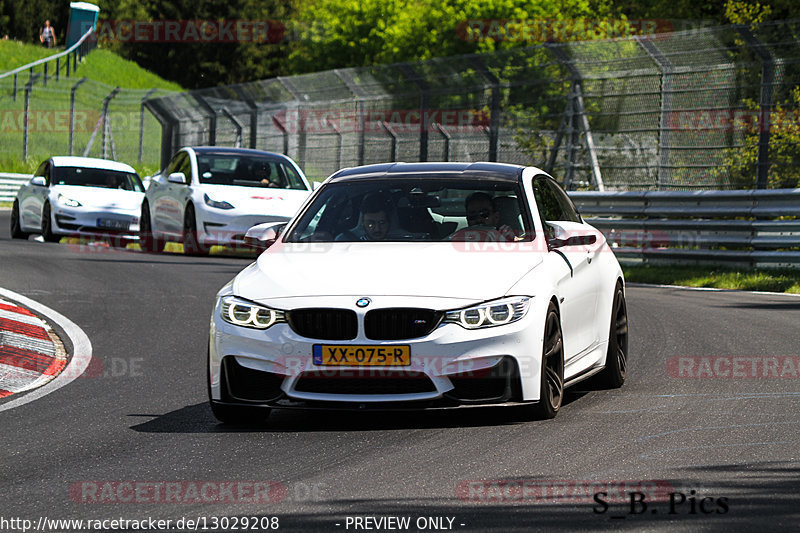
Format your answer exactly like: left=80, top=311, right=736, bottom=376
left=97, top=218, right=129, bottom=230
left=313, top=345, right=411, bottom=366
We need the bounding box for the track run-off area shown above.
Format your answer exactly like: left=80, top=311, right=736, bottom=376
left=1, top=210, right=799, bottom=532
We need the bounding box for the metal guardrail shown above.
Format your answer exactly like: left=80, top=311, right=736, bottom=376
left=0, top=173, right=31, bottom=203
left=570, top=189, right=800, bottom=268
left=0, top=27, right=95, bottom=83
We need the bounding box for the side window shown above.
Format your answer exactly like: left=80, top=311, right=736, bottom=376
left=165, top=152, right=186, bottom=177
left=178, top=154, right=193, bottom=184
left=34, top=161, right=49, bottom=185
left=532, top=177, right=565, bottom=222
left=546, top=179, right=582, bottom=223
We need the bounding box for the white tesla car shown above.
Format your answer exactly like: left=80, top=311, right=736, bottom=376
left=139, top=147, right=312, bottom=254
left=10, top=156, right=145, bottom=244
left=208, top=162, right=628, bottom=423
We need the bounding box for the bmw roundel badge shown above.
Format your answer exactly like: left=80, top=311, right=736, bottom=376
left=356, top=297, right=371, bottom=308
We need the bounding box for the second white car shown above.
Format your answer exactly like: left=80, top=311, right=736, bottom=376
left=140, top=147, right=313, bottom=254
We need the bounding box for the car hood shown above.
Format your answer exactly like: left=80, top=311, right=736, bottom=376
left=234, top=241, right=544, bottom=304
left=52, top=185, right=143, bottom=209
left=198, top=185, right=310, bottom=216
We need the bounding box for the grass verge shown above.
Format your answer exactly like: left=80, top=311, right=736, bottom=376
left=623, top=264, right=800, bottom=294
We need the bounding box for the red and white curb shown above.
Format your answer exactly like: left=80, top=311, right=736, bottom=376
left=0, top=298, right=66, bottom=398
left=0, top=287, right=92, bottom=412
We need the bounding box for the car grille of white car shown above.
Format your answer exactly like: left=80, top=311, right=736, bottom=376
left=286, top=308, right=358, bottom=340
left=294, top=370, right=436, bottom=395
left=285, top=308, right=443, bottom=341
left=363, top=308, right=443, bottom=340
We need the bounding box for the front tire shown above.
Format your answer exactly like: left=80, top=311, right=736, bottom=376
left=527, top=302, right=564, bottom=420
left=10, top=200, right=29, bottom=239
left=41, top=203, right=60, bottom=242
left=597, top=283, right=628, bottom=388
left=139, top=202, right=164, bottom=253
left=183, top=204, right=209, bottom=256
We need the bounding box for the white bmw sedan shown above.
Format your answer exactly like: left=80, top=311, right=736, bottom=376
left=10, top=156, right=145, bottom=244
left=140, top=147, right=312, bottom=254
left=208, top=162, right=628, bottom=424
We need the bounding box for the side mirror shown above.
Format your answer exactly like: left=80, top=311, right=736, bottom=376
left=31, top=176, right=46, bottom=187
left=243, top=221, right=288, bottom=250
left=549, top=234, right=597, bottom=248
left=167, top=172, right=187, bottom=185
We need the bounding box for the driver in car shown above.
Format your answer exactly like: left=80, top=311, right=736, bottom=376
left=453, top=192, right=516, bottom=241
left=336, top=193, right=394, bottom=241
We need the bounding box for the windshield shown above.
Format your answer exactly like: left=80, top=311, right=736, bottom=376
left=196, top=154, right=308, bottom=190
left=285, top=178, right=533, bottom=243
left=53, top=167, right=144, bottom=192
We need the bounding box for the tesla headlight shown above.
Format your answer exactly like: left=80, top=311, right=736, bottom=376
left=220, top=296, right=286, bottom=329
left=57, top=194, right=82, bottom=207
left=444, top=297, right=530, bottom=329
left=204, top=193, right=234, bottom=210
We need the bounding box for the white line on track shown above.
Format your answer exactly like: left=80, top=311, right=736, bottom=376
left=626, top=281, right=800, bottom=297
left=0, top=287, right=92, bottom=413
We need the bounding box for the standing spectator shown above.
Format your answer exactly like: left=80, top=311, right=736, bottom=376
left=40, top=20, right=56, bottom=48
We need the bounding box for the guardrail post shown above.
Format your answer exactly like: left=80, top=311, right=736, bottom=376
left=138, top=88, right=157, bottom=162
left=55, top=58, right=60, bottom=82
left=12, top=74, right=17, bottom=102
left=69, top=77, right=88, bottom=156
left=43, top=62, right=48, bottom=87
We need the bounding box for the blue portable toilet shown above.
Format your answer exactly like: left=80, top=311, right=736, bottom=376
left=66, top=2, right=100, bottom=47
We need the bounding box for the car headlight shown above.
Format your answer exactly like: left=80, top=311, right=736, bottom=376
left=57, top=194, right=82, bottom=207
left=444, top=297, right=530, bottom=329
left=220, top=296, right=286, bottom=329
left=204, top=193, right=234, bottom=210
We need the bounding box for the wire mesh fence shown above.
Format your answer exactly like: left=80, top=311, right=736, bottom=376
left=4, top=20, right=799, bottom=189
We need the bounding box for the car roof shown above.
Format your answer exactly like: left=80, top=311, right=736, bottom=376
left=328, top=162, right=526, bottom=183
left=50, top=156, right=137, bottom=174
left=188, top=147, right=290, bottom=160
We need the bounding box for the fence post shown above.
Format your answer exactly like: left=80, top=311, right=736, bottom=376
left=468, top=56, right=500, bottom=162
left=221, top=107, right=244, bottom=148
left=326, top=118, right=343, bottom=169
left=381, top=121, right=398, bottom=161
left=398, top=63, right=429, bottom=162
left=433, top=123, right=451, bottom=161
left=101, top=87, right=121, bottom=159
left=192, top=94, right=217, bottom=146
left=335, top=68, right=367, bottom=166
left=23, top=79, right=34, bottom=160
left=138, top=88, right=157, bottom=162
left=637, top=36, right=674, bottom=190
left=278, top=77, right=306, bottom=169
left=69, top=77, right=88, bottom=156
left=737, top=27, right=774, bottom=190
left=232, top=86, right=259, bottom=149
left=272, top=115, right=289, bottom=156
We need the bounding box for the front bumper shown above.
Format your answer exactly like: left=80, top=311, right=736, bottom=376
left=196, top=206, right=290, bottom=247
left=209, top=300, right=545, bottom=408
left=52, top=205, right=140, bottom=238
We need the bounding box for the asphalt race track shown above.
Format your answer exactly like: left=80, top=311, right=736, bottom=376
left=1, top=209, right=799, bottom=532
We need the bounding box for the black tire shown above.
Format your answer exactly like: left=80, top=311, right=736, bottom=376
left=10, top=200, right=29, bottom=239
left=183, top=204, right=209, bottom=256
left=207, top=351, right=270, bottom=425
left=41, top=203, right=60, bottom=242
left=139, top=203, right=164, bottom=253
left=597, top=283, right=628, bottom=388
left=527, top=302, right=564, bottom=420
